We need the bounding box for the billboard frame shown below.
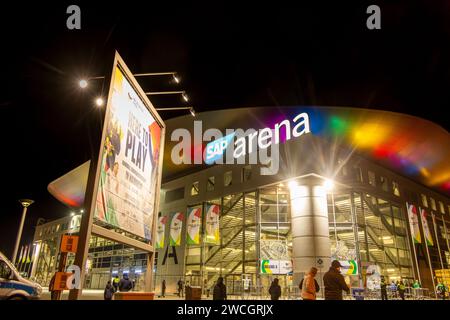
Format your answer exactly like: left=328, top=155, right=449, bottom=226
left=69, top=51, right=165, bottom=299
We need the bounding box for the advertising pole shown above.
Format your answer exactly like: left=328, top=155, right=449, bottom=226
left=406, top=203, right=422, bottom=285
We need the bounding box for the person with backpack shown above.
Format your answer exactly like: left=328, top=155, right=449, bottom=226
left=268, top=278, right=282, bottom=300
left=301, top=267, right=319, bottom=300
left=104, top=280, right=115, bottom=300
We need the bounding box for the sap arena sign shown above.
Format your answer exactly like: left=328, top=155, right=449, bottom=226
left=171, top=112, right=311, bottom=175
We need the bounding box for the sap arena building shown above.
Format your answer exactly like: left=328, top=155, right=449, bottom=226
left=34, top=106, right=450, bottom=297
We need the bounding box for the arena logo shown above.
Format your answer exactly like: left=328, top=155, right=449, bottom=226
left=171, top=112, right=311, bottom=175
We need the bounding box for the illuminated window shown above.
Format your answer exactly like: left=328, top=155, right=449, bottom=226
left=242, top=165, right=252, bottom=182
left=430, top=198, right=437, bottom=211
left=380, top=176, right=388, bottom=192
left=392, top=181, right=400, bottom=196
left=224, top=171, right=232, bottom=187
left=191, top=181, right=199, bottom=196
left=439, top=201, right=445, bottom=214
left=207, top=176, right=215, bottom=192
left=368, top=171, right=376, bottom=186
left=421, top=194, right=428, bottom=208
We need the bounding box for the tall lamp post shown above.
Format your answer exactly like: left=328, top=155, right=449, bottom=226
left=12, top=199, right=34, bottom=265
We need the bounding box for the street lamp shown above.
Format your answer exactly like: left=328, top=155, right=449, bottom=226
left=95, top=97, right=104, bottom=107
left=12, top=199, right=34, bottom=265
left=155, top=106, right=196, bottom=117
left=323, top=179, right=334, bottom=191
left=78, top=79, right=88, bottom=89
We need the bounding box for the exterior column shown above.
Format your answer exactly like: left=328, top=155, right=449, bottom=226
left=289, top=177, right=331, bottom=284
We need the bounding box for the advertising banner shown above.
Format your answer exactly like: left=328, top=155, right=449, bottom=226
left=260, top=240, right=290, bottom=260
left=205, top=204, right=220, bottom=245
left=420, top=208, right=434, bottom=246
left=169, top=212, right=184, bottom=246
left=187, top=207, right=202, bottom=245
left=406, top=203, right=422, bottom=244
left=339, top=260, right=358, bottom=275
left=94, top=65, right=163, bottom=241
left=156, top=216, right=168, bottom=249
left=260, top=260, right=293, bottom=274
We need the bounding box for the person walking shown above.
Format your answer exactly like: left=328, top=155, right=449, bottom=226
left=177, top=279, right=184, bottom=297
left=412, top=280, right=421, bottom=299
left=380, top=276, right=388, bottom=300
left=213, top=277, right=227, bottom=300
left=268, top=278, right=282, bottom=300
left=398, top=280, right=406, bottom=300
left=104, top=281, right=115, bottom=300
left=48, top=273, right=57, bottom=300
left=301, top=267, right=319, bottom=300
left=118, top=273, right=133, bottom=292
left=112, top=275, right=120, bottom=293
left=323, top=260, right=350, bottom=300
left=161, top=279, right=166, bottom=298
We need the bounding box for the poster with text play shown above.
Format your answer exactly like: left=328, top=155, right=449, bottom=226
left=94, top=65, right=162, bottom=241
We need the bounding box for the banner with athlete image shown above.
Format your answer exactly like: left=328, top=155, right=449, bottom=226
left=419, top=208, right=434, bottom=246
left=406, top=203, right=422, bottom=244
left=186, top=207, right=202, bottom=245
left=94, top=65, right=163, bottom=241
left=169, top=212, right=184, bottom=246
left=155, top=216, right=168, bottom=249
left=205, top=204, right=220, bottom=245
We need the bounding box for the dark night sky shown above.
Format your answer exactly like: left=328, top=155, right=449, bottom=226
left=0, top=1, right=449, bottom=258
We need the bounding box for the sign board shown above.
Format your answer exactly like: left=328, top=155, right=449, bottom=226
left=60, top=235, right=79, bottom=253
left=339, top=260, right=358, bottom=275
left=54, top=272, right=72, bottom=291
left=93, top=56, right=164, bottom=241
left=260, top=259, right=293, bottom=275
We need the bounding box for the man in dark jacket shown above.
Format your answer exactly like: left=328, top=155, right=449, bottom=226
left=118, top=273, right=133, bottom=292
left=269, top=278, right=282, bottom=300
left=213, top=277, right=227, bottom=300
left=323, top=260, right=350, bottom=300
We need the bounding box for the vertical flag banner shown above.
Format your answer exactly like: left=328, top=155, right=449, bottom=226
left=169, top=212, right=184, bottom=246
left=205, top=204, right=220, bottom=245
left=155, top=216, right=168, bottom=249
left=187, top=207, right=202, bottom=245
left=94, top=65, right=163, bottom=241
left=406, top=203, right=422, bottom=244
left=420, top=208, right=434, bottom=246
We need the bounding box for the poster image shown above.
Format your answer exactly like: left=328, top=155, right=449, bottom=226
left=94, top=66, right=162, bottom=241
left=186, top=207, right=202, bottom=245
left=406, top=203, right=422, bottom=244
left=260, top=260, right=292, bottom=275
left=339, top=260, right=358, bottom=275
left=156, top=216, right=168, bottom=249
left=169, top=212, right=184, bottom=246
left=205, top=204, right=220, bottom=245
left=420, top=208, right=434, bottom=246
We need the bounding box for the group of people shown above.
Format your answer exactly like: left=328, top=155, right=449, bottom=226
left=380, top=276, right=410, bottom=300
left=103, top=274, right=134, bottom=300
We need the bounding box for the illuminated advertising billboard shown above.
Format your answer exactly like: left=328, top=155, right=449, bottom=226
left=93, top=60, right=164, bottom=241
